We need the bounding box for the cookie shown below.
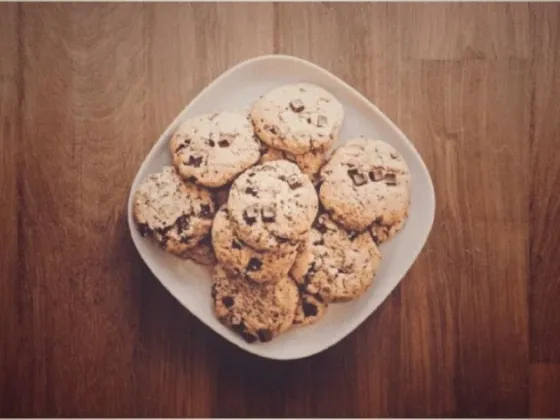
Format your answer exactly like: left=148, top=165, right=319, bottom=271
left=181, top=235, right=216, bottom=266
left=293, top=291, right=327, bottom=326
left=251, top=83, right=344, bottom=155
left=319, top=138, right=410, bottom=233
left=133, top=166, right=215, bottom=255
left=290, top=213, right=381, bottom=302
left=259, top=144, right=326, bottom=182
left=212, top=265, right=298, bottom=343
left=228, top=160, right=319, bottom=251
left=212, top=206, right=298, bottom=284
left=170, top=112, right=261, bottom=188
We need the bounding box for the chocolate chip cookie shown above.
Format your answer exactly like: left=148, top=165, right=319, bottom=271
left=228, top=160, right=319, bottom=251
left=212, top=206, right=299, bottom=284
left=212, top=265, right=298, bottom=343
left=319, top=138, right=410, bottom=235
left=290, top=213, right=381, bottom=302
left=133, top=166, right=215, bottom=256
left=170, top=112, right=261, bottom=188
left=251, top=83, right=344, bottom=155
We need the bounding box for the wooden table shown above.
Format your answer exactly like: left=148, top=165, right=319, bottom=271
left=1, top=3, right=559, bottom=417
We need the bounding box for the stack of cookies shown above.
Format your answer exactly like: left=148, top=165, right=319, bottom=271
left=133, top=82, right=411, bottom=344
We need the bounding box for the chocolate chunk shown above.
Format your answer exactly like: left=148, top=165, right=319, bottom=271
left=186, top=175, right=198, bottom=183
left=232, top=239, right=243, bottom=249
left=369, top=168, right=384, bottom=182
left=137, top=223, right=152, bottom=237
left=261, top=205, right=276, bottom=223
left=156, top=225, right=173, bottom=236
left=384, top=173, right=397, bottom=185
left=286, top=174, right=302, bottom=189
left=176, top=215, right=190, bottom=233
left=289, top=99, right=305, bottom=113
left=218, top=139, right=230, bottom=148
left=302, top=301, right=319, bottom=317
left=199, top=204, right=212, bottom=219
left=247, top=258, right=262, bottom=272
left=348, top=169, right=367, bottom=186
left=187, top=155, right=203, bottom=167
left=316, top=115, right=328, bottom=127
left=243, top=206, right=258, bottom=225
left=222, top=296, right=234, bottom=308
left=306, top=117, right=312, bottom=124
left=206, top=138, right=215, bottom=147
left=312, top=238, right=325, bottom=246
left=257, top=329, right=273, bottom=342
left=245, top=187, right=258, bottom=197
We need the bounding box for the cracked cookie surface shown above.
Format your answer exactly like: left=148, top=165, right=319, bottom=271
left=319, top=138, right=410, bottom=234
left=290, top=213, right=381, bottom=302
left=251, top=83, right=344, bottom=155
left=212, top=265, right=298, bottom=343
left=170, top=112, right=261, bottom=188
left=212, top=206, right=298, bottom=284
left=228, top=160, right=318, bottom=251
left=133, top=166, right=215, bottom=255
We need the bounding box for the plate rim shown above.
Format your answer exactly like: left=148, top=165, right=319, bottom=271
left=127, top=54, right=436, bottom=360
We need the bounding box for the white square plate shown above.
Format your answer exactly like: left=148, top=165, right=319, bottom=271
left=127, top=55, right=435, bottom=360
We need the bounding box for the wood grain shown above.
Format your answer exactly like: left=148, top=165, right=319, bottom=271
left=1, top=3, right=559, bottom=417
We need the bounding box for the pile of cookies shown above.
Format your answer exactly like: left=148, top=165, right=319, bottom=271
left=133, top=83, right=411, bottom=344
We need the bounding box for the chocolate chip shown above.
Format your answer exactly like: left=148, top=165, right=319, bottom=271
left=174, top=142, right=188, bottom=153
left=348, top=168, right=367, bottom=186
left=186, top=175, right=198, bottom=183
left=176, top=215, right=189, bottom=233
left=313, top=219, right=328, bottom=234
left=348, top=231, right=359, bottom=240
left=289, top=99, right=305, bottom=113
left=243, top=206, right=258, bottom=225
left=286, top=174, right=302, bottom=189
left=232, top=239, right=243, bottom=250
left=179, top=235, right=192, bottom=244
left=261, top=205, right=276, bottom=223
left=369, top=229, right=380, bottom=245
left=242, top=332, right=257, bottom=343
left=218, top=139, right=230, bottom=148
left=299, top=88, right=306, bottom=93
left=257, top=329, right=273, bottom=342
left=222, top=296, right=234, bottom=308
left=206, top=138, right=215, bottom=147
left=369, top=168, right=384, bottom=182
left=317, top=115, right=327, bottom=127
left=384, top=173, right=397, bottom=185
left=247, top=258, right=262, bottom=272
left=245, top=187, right=258, bottom=197
left=306, top=117, right=312, bottom=124
left=312, top=238, right=324, bottom=246
left=302, top=301, right=318, bottom=317
left=199, top=204, right=212, bottom=219
left=187, top=155, right=203, bottom=167
left=137, top=223, right=152, bottom=237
